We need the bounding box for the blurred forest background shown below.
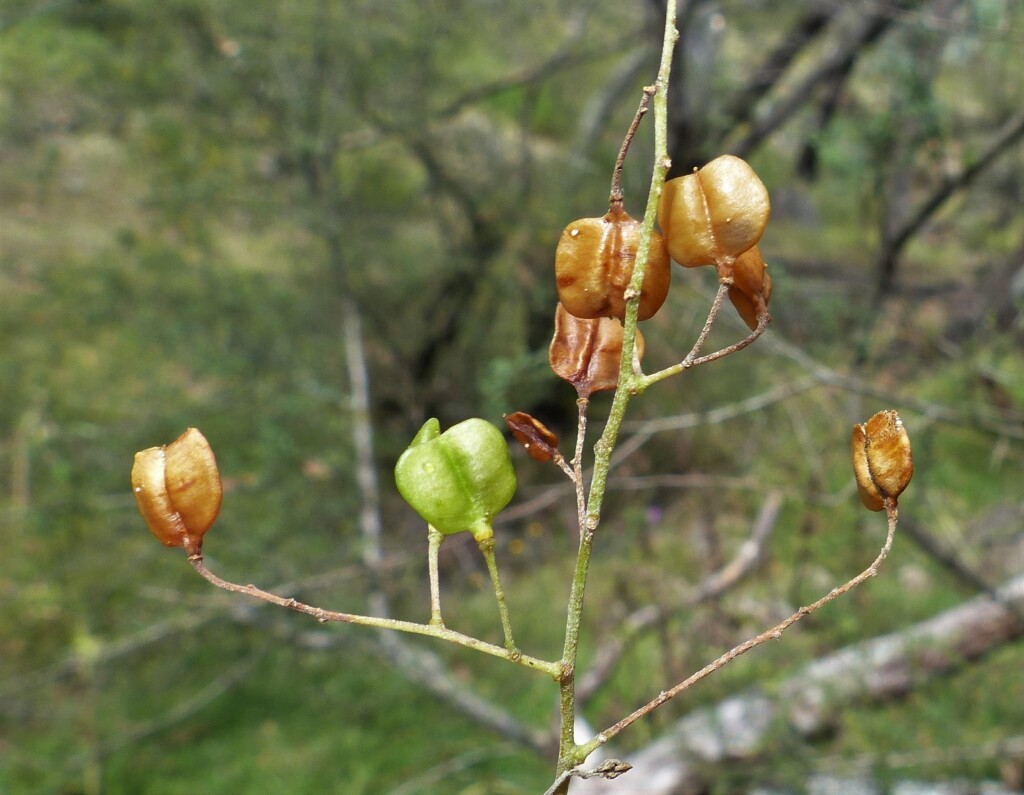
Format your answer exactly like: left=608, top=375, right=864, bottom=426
left=1, top=0, right=1023, bottom=793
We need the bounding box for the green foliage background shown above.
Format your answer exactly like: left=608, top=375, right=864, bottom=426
left=1, top=1, right=1022, bottom=792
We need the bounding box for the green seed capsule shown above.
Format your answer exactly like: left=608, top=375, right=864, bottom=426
left=394, top=418, right=517, bottom=542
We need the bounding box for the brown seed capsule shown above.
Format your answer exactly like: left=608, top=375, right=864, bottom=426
left=728, top=245, right=773, bottom=331
left=658, top=154, right=770, bottom=269
left=851, top=411, right=913, bottom=511
left=549, top=303, right=645, bottom=398
left=555, top=204, right=671, bottom=322
left=504, top=412, right=560, bottom=462
left=132, top=428, right=223, bottom=555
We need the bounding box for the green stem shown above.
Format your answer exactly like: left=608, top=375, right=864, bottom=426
left=552, top=2, right=679, bottom=786
left=477, top=535, right=520, bottom=657
left=427, top=525, right=444, bottom=627
left=188, top=554, right=557, bottom=678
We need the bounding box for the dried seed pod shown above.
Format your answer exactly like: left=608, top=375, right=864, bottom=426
left=555, top=204, right=671, bottom=322
left=658, top=154, right=770, bottom=269
left=549, top=303, right=645, bottom=398
left=851, top=410, right=913, bottom=511
left=132, top=428, right=223, bottom=555
left=504, top=412, right=560, bottom=462
left=728, top=245, right=773, bottom=330
left=394, top=418, right=517, bottom=542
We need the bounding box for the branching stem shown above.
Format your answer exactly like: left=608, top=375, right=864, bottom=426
left=642, top=285, right=771, bottom=388
left=552, top=2, right=680, bottom=786
left=187, top=554, right=558, bottom=678
left=578, top=502, right=900, bottom=756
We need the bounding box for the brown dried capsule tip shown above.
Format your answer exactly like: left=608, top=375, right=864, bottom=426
left=555, top=204, right=671, bottom=322
left=728, top=245, right=773, bottom=331
left=549, top=303, right=645, bottom=398
left=132, top=428, right=223, bottom=555
left=504, top=411, right=560, bottom=462
left=851, top=410, right=913, bottom=511
left=658, top=154, right=770, bottom=272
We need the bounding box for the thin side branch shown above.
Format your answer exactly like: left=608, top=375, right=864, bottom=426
left=186, top=554, right=560, bottom=678
left=641, top=284, right=770, bottom=389
left=610, top=87, right=656, bottom=207
left=577, top=491, right=782, bottom=702
left=581, top=502, right=899, bottom=754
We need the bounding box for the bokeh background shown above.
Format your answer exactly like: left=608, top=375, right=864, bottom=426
left=1, top=1, right=1022, bottom=792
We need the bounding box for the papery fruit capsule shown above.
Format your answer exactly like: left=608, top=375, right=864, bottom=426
left=658, top=154, right=770, bottom=269
left=504, top=411, right=560, bottom=462
left=394, top=418, right=517, bottom=542
left=728, top=245, right=773, bottom=331
left=851, top=410, right=913, bottom=511
left=555, top=204, right=671, bottom=322
left=549, top=302, right=645, bottom=398
left=132, top=428, right=223, bottom=555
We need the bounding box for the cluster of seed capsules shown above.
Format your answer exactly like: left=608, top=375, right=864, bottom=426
left=549, top=154, right=772, bottom=397
left=130, top=158, right=909, bottom=553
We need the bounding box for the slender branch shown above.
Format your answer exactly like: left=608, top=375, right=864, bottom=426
left=727, top=2, right=913, bottom=158
left=609, top=88, right=655, bottom=207
left=580, top=502, right=899, bottom=755
left=640, top=285, right=770, bottom=388
left=427, top=525, right=444, bottom=626
left=437, top=19, right=643, bottom=118
left=573, top=573, right=1024, bottom=792
left=477, top=537, right=520, bottom=656
left=876, top=109, right=1024, bottom=297
left=186, top=554, right=560, bottom=678
left=543, top=759, right=633, bottom=795
left=720, top=1, right=838, bottom=128
left=552, top=451, right=577, bottom=481
left=576, top=491, right=782, bottom=703
left=552, top=2, right=680, bottom=787
left=572, top=398, right=590, bottom=536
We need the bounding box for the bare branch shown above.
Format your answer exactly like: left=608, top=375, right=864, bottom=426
left=574, top=570, right=1024, bottom=793
left=721, top=0, right=839, bottom=129
left=583, top=504, right=899, bottom=754
left=186, top=553, right=559, bottom=676
left=876, top=109, right=1024, bottom=297
left=576, top=491, right=782, bottom=702
left=728, top=1, right=923, bottom=158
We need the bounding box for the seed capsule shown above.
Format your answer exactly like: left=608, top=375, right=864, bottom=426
left=132, top=428, right=223, bottom=555
left=549, top=303, right=645, bottom=398
left=555, top=204, right=671, bottom=322
left=658, top=154, right=770, bottom=270
left=851, top=411, right=913, bottom=511
left=504, top=412, right=560, bottom=462
left=728, top=245, right=773, bottom=330
left=394, top=418, right=517, bottom=542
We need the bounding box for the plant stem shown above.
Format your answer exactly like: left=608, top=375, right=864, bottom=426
left=478, top=537, right=520, bottom=657
left=427, top=525, right=444, bottom=627
left=572, top=398, right=590, bottom=535
left=552, top=2, right=679, bottom=787
left=187, top=554, right=559, bottom=678
left=578, top=502, right=900, bottom=757
left=641, top=287, right=771, bottom=388
left=609, top=89, right=654, bottom=208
